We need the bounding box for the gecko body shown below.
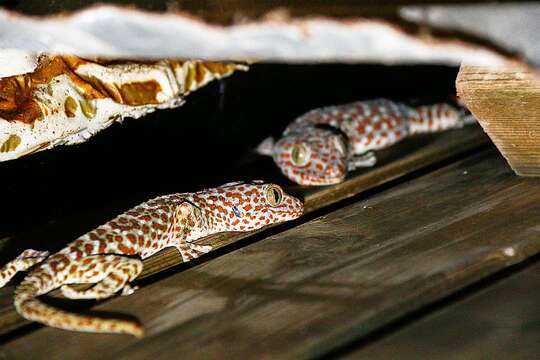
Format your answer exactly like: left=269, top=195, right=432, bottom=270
left=0, top=181, right=303, bottom=336
left=258, top=99, right=475, bottom=185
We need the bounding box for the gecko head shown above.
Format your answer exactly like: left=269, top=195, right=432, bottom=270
left=270, top=128, right=348, bottom=186
left=200, top=181, right=304, bottom=231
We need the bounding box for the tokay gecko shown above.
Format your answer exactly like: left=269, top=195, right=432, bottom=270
left=258, top=99, right=475, bottom=185
left=0, top=181, right=303, bottom=337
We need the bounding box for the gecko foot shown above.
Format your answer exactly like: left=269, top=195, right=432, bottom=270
left=177, top=242, right=213, bottom=262
left=348, top=152, right=377, bottom=171
left=121, top=284, right=139, bottom=296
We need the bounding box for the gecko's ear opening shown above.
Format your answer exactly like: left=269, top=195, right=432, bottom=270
left=256, top=136, right=275, bottom=156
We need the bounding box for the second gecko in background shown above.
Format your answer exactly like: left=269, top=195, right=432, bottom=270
left=257, top=99, right=475, bottom=186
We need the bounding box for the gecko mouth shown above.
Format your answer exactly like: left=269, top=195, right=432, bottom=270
left=297, top=171, right=346, bottom=186
left=306, top=178, right=344, bottom=186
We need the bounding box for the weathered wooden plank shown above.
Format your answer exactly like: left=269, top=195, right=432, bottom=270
left=0, top=126, right=489, bottom=337
left=456, top=66, right=540, bottom=176
left=2, top=148, right=539, bottom=359
left=350, top=259, right=540, bottom=359
left=141, top=126, right=488, bottom=277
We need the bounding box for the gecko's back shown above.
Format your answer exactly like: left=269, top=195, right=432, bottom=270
left=287, top=99, right=412, bottom=154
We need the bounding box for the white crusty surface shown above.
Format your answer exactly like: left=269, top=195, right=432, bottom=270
left=0, top=56, right=246, bottom=162
left=0, top=49, right=38, bottom=78
left=401, top=3, right=540, bottom=67
left=0, top=5, right=522, bottom=67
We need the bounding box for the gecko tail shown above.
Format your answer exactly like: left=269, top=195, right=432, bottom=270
left=256, top=136, right=275, bottom=156
left=14, top=277, right=144, bottom=337
left=411, top=102, right=476, bottom=135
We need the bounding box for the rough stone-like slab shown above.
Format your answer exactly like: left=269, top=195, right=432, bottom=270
left=401, top=3, right=540, bottom=67
left=0, top=55, right=245, bottom=161
left=0, top=5, right=525, bottom=67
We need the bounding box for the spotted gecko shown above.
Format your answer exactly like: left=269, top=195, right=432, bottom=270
left=258, top=99, right=475, bottom=185
left=0, top=181, right=303, bottom=337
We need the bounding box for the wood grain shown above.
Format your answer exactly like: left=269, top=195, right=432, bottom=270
left=142, top=126, right=488, bottom=278
left=0, top=126, right=489, bottom=335
left=456, top=66, right=540, bottom=176
left=0, top=126, right=488, bottom=337
left=351, top=260, right=540, bottom=359
left=2, top=148, right=540, bottom=359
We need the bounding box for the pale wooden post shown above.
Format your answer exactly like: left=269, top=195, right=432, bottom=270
left=456, top=66, right=540, bottom=176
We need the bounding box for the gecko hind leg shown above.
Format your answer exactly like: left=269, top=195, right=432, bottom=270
left=348, top=152, right=377, bottom=171
left=60, top=255, right=143, bottom=300
left=176, top=242, right=213, bottom=263
left=0, top=249, right=50, bottom=288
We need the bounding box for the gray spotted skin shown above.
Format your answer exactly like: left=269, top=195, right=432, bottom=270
left=0, top=181, right=304, bottom=337
left=267, top=99, right=474, bottom=185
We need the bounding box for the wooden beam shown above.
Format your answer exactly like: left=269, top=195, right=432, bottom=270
left=4, top=148, right=540, bottom=358
left=351, top=260, right=540, bottom=359
left=456, top=65, right=540, bottom=176
left=0, top=126, right=488, bottom=336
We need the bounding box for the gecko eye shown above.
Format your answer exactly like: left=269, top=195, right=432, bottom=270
left=265, top=185, right=283, bottom=207
left=291, top=144, right=310, bottom=166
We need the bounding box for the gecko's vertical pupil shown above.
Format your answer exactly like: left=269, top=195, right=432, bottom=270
left=266, top=186, right=283, bottom=206
left=272, top=189, right=280, bottom=203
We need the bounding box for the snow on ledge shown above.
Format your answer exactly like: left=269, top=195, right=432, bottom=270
left=0, top=5, right=522, bottom=68
left=0, top=49, right=39, bottom=77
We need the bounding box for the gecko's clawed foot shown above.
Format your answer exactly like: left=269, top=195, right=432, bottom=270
left=177, top=242, right=213, bottom=262
left=348, top=152, right=377, bottom=171
left=121, top=284, right=139, bottom=296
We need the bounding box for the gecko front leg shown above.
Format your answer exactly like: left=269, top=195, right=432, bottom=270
left=173, top=202, right=213, bottom=262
